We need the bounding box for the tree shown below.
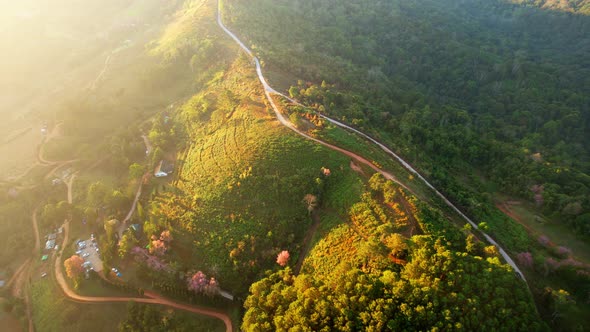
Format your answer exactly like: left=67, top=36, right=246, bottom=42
left=383, top=233, right=407, bottom=258
left=128, top=163, right=145, bottom=180
left=64, top=255, right=85, bottom=288
left=104, top=219, right=120, bottom=241
left=302, top=194, right=318, bottom=213
left=87, top=181, right=108, bottom=207
left=149, top=239, right=167, bottom=256
left=119, top=230, right=139, bottom=258
left=187, top=271, right=209, bottom=293
left=159, top=230, right=173, bottom=243
left=289, top=112, right=303, bottom=129
left=276, top=250, right=290, bottom=267
left=108, top=190, right=128, bottom=212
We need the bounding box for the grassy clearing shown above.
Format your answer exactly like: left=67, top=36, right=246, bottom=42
left=30, top=279, right=127, bottom=332
left=42, top=136, right=87, bottom=162
left=501, top=200, right=590, bottom=263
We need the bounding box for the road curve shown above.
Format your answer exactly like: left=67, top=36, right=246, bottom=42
left=216, top=0, right=525, bottom=282
left=217, top=0, right=410, bottom=192
left=53, top=161, right=233, bottom=331
left=54, top=220, right=233, bottom=331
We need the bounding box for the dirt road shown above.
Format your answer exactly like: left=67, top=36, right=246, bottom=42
left=54, top=221, right=232, bottom=331
left=49, top=161, right=233, bottom=331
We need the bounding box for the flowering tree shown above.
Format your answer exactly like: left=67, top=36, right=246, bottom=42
left=205, top=277, right=220, bottom=297
left=149, top=239, right=167, bottom=256
left=538, top=235, right=551, bottom=247
left=545, top=257, right=559, bottom=274
left=187, top=271, right=220, bottom=296
left=516, top=252, right=533, bottom=269
left=555, top=246, right=572, bottom=258
left=276, top=250, right=290, bottom=267
left=64, top=255, right=85, bottom=288
left=160, top=230, right=173, bottom=243
left=321, top=167, right=331, bottom=177
left=131, top=246, right=169, bottom=271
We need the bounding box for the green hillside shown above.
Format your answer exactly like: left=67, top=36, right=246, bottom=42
left=3, top=0, right=588, bottom=330
left=222, top=0, right=590, bottom=329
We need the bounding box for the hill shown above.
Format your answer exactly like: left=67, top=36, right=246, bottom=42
left=2, top=0, right=586, bottom=330
left=220, top=0, right=590, bottom=328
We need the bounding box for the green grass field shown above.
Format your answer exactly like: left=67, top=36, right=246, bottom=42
left=31, top=279, right=128, bottom=332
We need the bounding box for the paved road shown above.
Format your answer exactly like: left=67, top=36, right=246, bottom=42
left=217, top=0, right=409, bottom=191
left=216, top=0, right=525, bottom=282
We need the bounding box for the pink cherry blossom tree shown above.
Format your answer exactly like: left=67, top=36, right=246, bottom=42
left=276, top=250, right=290, bottom=267
left=516, top=252, right=533, bottom=269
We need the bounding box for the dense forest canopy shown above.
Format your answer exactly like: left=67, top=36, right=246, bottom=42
left=226, top=0, right=590, bottom=236
left=242, top=176, right=544, bottom=331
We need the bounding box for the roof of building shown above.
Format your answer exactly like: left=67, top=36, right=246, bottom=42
left=154, top=160, right=175, bottom=176
left=45, top=239, right=56, bottom=250
left=154, top=160, right=167, bottom=176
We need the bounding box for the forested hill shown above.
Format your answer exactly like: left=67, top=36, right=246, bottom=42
left=225, top=0, right=590, bottom=237
left=510, top=0, right=590, bottom=14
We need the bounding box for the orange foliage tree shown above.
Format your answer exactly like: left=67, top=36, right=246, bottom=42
left=64, top=254, right=85, bottom=288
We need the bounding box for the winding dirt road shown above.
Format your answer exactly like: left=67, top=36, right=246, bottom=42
left=51, top=140, right=233, bottom=331
left=216, top=0, right=525, bottom=282
left=54, top=221, right=233, bottom=331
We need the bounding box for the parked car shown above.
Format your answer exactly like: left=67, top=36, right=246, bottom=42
left=41, top=272, right=47, bottom=278
left=82, top=252, right=90, bottom=258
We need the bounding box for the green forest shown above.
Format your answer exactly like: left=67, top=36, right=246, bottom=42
left=225, top=0, right=590, bottom=235
left=1, top=0, right=589, bottom=330
left=223, top=0, right=590, bottom=330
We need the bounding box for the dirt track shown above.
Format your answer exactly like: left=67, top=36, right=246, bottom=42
left=54, top=221, right=233, bottom=331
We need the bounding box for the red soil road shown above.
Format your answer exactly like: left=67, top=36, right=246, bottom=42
left=495, top=201, right=538, bottom=236
left=54, top=219, right=232, bottom=331
left=4, top=260, right=30, bottom=290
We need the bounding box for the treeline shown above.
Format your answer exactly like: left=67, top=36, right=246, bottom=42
left=226, top=0, right=590, bottom=236
left=119, top=301, right=225, bottom=332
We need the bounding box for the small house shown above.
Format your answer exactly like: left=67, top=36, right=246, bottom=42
left=154, top=160, right=175, bottom=178
left=45, top=239, right=56, bottom=250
